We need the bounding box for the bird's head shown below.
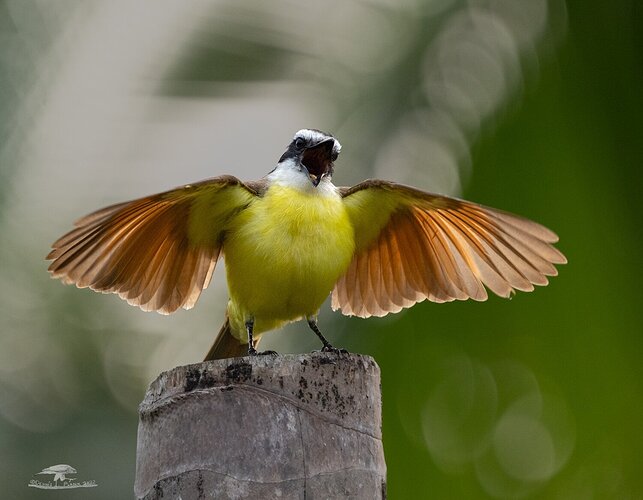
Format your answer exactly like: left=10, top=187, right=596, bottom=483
left=275, top=129, right=341, bottom=188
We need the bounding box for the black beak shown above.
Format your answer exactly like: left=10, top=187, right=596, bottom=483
left=301, top=139, right=335, bottom=187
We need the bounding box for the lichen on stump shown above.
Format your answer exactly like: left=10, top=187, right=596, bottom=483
left=135, top=353, right=386, bottom=499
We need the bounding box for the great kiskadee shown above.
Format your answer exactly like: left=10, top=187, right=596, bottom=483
left=47, top=129, right=566, bottom=360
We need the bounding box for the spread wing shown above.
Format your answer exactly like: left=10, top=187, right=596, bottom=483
left=333, top=180, right=566, bottom=318
left=47, top=175, right=262, bottom=314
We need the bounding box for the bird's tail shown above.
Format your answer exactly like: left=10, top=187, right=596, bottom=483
left=204, top=313, right=251, bottom=360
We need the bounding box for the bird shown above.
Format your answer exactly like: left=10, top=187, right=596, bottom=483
left=47, top=129, right=566, bottom=360
left=37, top=464, right=77, bottom=485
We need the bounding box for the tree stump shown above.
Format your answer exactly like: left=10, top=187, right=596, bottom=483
left=134, top=353, right=386, bottom=499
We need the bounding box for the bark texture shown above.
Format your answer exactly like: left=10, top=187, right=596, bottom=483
left=135, top=353, right=386, bottom=499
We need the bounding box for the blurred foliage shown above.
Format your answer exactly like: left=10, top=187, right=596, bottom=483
left=0, top=0, right=642, bottom=498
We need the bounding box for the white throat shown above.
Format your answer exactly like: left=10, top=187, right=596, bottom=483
left=266, top=158, right=338, bottom=197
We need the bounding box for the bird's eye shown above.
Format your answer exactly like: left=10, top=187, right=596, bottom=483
left=294, top=137, right=306, bottom=149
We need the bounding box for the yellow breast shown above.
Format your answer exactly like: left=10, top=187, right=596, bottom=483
left=223, top=184, right=355, bottom=337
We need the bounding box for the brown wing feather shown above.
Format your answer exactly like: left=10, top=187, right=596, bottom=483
left=333, top=180, right=566, bottom=318
left=47, top=176, right=261, bottom=314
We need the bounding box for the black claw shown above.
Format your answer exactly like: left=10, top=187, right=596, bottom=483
left=321, top=345, right=349, bottom=355
left=248, top=346, right=278, bottom=357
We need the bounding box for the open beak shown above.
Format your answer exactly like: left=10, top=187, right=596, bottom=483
left=301, top=139, right=334, bottom=187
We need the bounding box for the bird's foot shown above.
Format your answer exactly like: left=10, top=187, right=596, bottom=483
left=248, top=348, right=278, bottom=356
left=321, top=344, right=349, bottom=355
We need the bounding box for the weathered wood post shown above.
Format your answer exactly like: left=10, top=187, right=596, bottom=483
left=134, top=353, right=386, bottom=499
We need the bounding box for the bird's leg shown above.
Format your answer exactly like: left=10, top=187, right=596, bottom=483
left=246, top=318, right=257, bottom=356
left=246, top=317, right=278, bottom=356
left=307, top=317, right=348, bottom=354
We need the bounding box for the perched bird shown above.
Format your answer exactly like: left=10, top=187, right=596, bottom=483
left=37, top=464, right=77, bottom=485
left=47, top=129, right=566, bottom=360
